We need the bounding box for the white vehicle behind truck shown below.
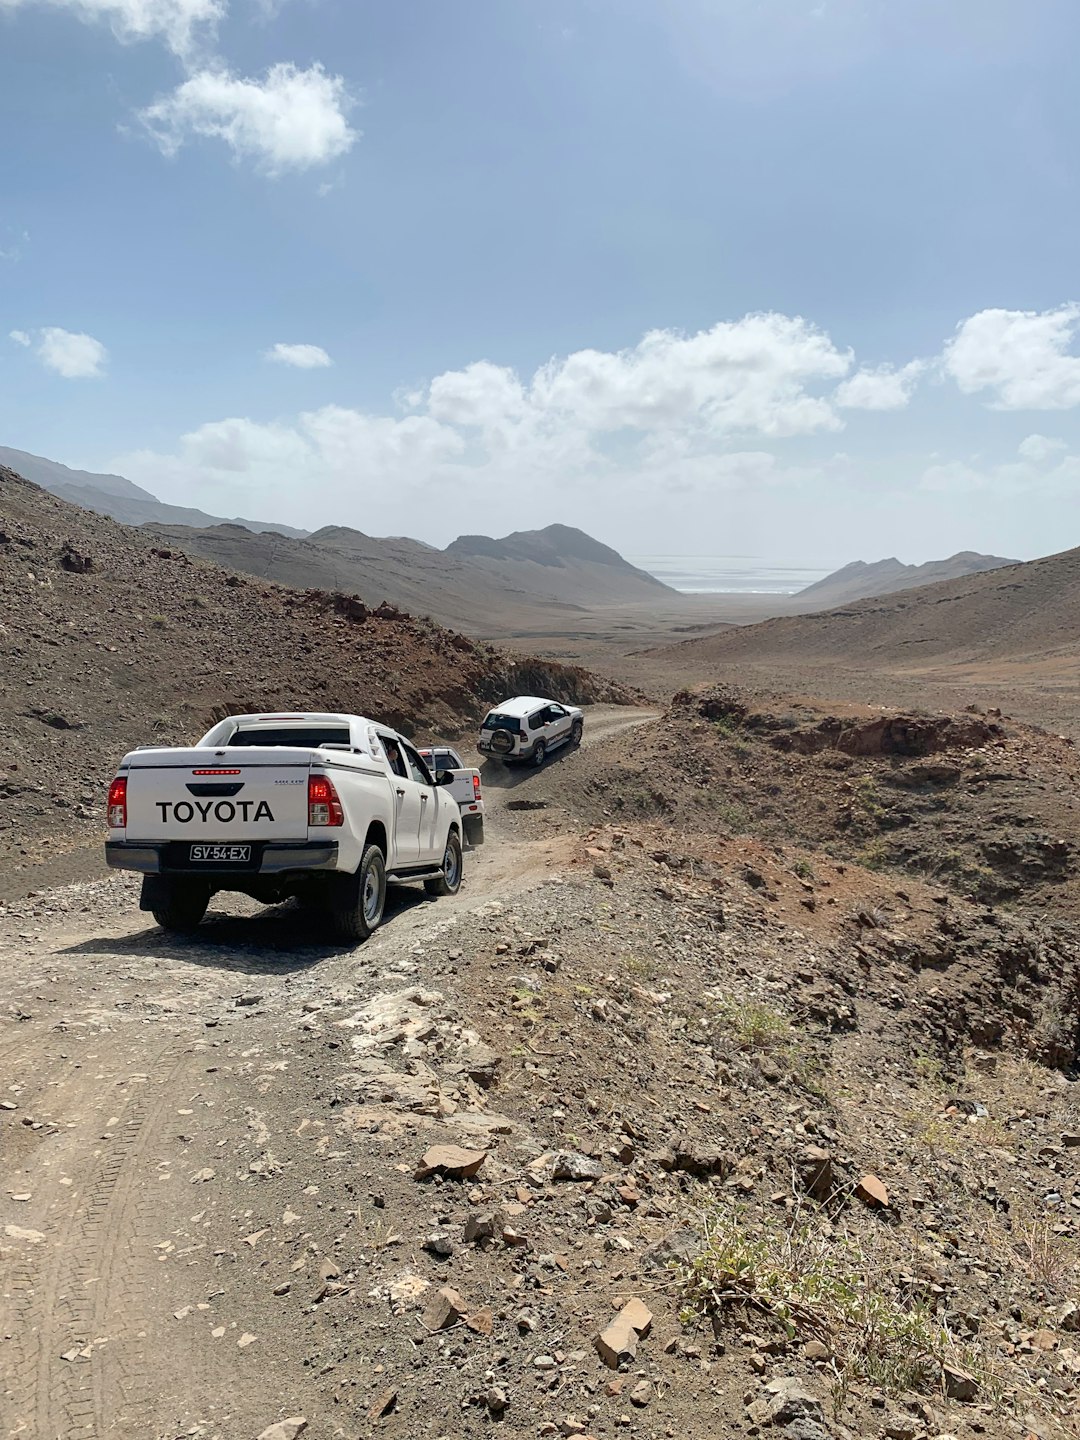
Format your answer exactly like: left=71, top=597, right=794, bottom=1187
left=105, top=712, right=465, bottom=942
left=418, top=745, right=484, bottom=847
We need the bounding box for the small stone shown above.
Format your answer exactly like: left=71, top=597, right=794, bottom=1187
left=415, top=1145, right=487, bottom=1180
left=628, top=1381, right=652, bottom=1408
left=463, top=1210, right=504, bottom=1245
left=257, top=1421, right=308, bottom=1440
left=750, top=1377, right=824, bottom=1427
left=272, top=1283, right=291, bottom=1296
left=367, top=1387, right=397, bottom=1420
left=803, top=1340, right=830, bottom=1361
left=238, top=1332, right=258, bottom=1348
left=552, top=1151, right=603, bottom=1182
left=465, top=1307, right=494, bottom=1336
left=855, top=1174, right=889, bottom=1208
left=485, top=1387, right=509, bottom=1415
left=749, top=1352, right=767, bottom=1374
left=618, top=1297, right=654, bottom=1335
left=534, top=1354, right=558, bottom=1370
left=423, top=1285, right=467, bottom=1331
left=596, top=1318, right=637, bottom=1369
left=797, top=1146, right=833, bottom=1202
left=423, top=1231, right=455, bottom=1258
left=942, top=1365, right=978, bottom=1401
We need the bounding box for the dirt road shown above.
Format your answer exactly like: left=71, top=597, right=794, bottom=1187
left=0, top=706, right=656, bottom=1440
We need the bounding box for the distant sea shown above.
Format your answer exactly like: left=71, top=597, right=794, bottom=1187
left=629, top=555, right=833, bottom=596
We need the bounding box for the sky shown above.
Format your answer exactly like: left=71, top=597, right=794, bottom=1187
left=4, top=0, right=1080, bottom=565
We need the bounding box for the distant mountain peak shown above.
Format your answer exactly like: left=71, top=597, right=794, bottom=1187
left=446, top=523, right=668, bottom=585
left=799, top=551, right=1018, bottom=605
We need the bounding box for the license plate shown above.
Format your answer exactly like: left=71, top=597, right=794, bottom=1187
left=189, top=843, right=251, bottom=863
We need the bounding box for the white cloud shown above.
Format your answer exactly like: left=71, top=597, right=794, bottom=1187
left=37, top=327, right=108, bottom=378
left=140, top=62, right=357, bottom=173
left=114, top=313, right=860, bottom=534
left=943, top=304, right=1080, bottom=409
left=9, top=329, right=30, bottom=346
left=835, top=360, right=924, bottom=411
left=266, top=342, right=333, bottom=369
left=1017, top=433, right=1067, bottom=463
left=920, top=434, right=1080, bottom=500
left=0, top=0, right=224, bottom=58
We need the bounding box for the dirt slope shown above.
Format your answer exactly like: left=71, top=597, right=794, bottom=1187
left=650, top=546, right=1080, bottom=674
left=0, top=466, right=635, bottom=870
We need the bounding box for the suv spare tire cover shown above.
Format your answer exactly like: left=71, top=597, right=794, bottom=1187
left=490, top=729, right=514, bottom=754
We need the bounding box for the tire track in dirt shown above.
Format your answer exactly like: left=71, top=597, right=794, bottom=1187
left=2, top=1042, right=196, bottom=1440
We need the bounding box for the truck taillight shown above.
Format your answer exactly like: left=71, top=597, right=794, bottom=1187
left=308, top=774, right=344, bottom=827
left=473, top=774, right=482, bottom=800
left=107, top=776, right=127, bottom=829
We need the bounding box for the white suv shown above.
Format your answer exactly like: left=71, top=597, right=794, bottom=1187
left=477, top=696, right=584, bottom=767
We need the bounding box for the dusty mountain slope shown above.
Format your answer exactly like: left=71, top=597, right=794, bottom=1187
left=0, top=466, right=634, bottom=871
left=798, top=551, right=1018, bottom=607
left=0, top=443, right=309, bottom=537
left=144, top=519, right=675, bottom=638
left=654, top=545, right=1080, bottom=668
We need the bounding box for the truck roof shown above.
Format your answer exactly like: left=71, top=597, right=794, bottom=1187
left=483, top=696, right=555, bottom=718
left=225, top=712, right=371, bottom=726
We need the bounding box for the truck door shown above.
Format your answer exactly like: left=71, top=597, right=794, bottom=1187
left=543, top=704, right=571, bottom=747
left=403, top=742, right=441, bottom=861
left=379, top=734, right=422, bottom=864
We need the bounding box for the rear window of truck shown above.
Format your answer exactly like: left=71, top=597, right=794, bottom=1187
left=227, top=727, right=351, bottom=748
left=482, top=714, right=520, bottom=732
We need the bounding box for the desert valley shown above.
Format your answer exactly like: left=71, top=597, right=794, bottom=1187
left=2, top=455, right=1078, bottom=1440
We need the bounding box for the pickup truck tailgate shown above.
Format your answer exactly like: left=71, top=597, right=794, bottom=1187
left=123, top=747, right=312, bottom=841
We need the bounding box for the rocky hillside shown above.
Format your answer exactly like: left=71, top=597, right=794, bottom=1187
left=798, top=551, right=1017, bottom=607
left=0, top=443, right=307, bottom=536
left=0, top=466, right=635, bottom=868
left=143, top=520, right=674, bottom=638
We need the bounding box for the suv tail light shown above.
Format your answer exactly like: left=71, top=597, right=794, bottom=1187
left=308, top=774, right=344, bottom=827
left=518, top=730, right=528, bottom=742
left=107, top=776, right=127, bottom=829
left=472, top=774, right=482, bottom=800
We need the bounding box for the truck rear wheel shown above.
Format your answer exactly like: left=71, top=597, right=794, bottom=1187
left=425, top=831, right=463, bottom=897
left=327, top=843, right=386, bottom=943
left=144, top=877, right=210, bottom=933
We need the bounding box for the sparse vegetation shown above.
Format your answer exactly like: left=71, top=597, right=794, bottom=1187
left=856, top=837, right=890, bottom=870
left=678, top=1201, right=987, bottom=1401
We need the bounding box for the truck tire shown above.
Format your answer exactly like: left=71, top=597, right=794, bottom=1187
left=425, top=831, right=463, bottom=897
left=531, top=739, right=546, bottom=768
left=570, top=719, right=583, bottom=747
left=328, top=844, right=386, bottom=943
left=145, top=877, right=210, bottom=933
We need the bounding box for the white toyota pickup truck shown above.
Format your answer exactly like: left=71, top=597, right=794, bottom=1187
left=418, top=744, right=484, bottom=847
left=105, top=711, right=465, bottom=942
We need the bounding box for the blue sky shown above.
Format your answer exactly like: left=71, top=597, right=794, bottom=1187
left=4, top=0, right=1080, bottom=562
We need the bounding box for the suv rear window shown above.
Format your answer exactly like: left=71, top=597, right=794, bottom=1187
left=481, top=714, right=520, bottom=732
left=228, top=726, right=350, bottom=748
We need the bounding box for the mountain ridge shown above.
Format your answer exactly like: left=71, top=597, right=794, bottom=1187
left=0, top=443, right=309, bottom=539
left=797, top=549, right=1018, bottom=606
